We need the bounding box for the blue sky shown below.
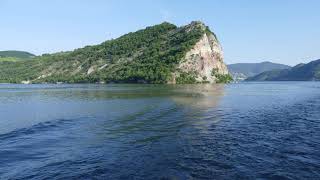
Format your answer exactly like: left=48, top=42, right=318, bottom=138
left=1, top=0, right=319, bottom=65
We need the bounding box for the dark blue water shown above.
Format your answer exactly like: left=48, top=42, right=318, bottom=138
left=0, top=82, right=320, bottom=179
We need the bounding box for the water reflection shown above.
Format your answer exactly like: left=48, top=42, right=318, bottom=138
left=0, top=84, right=225, bottom=101
left=77, top=84, right=226, bottom=143
left=0, top=84, right=225, bottom=135
left=171, top=84, right=225, bottom=108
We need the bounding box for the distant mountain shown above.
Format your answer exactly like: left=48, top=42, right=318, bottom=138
left=0, top=51, right=35, bottom=59
left=227, top=61, right=291, bottom=81
left=247, top=59, right=320, bottom=81
left=0, top=21, right=231, bottom=84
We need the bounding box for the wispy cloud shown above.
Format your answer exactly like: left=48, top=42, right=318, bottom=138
left=160, top=9, right=173, bottom=22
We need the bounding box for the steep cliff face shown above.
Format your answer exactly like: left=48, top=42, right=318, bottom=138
left=173, top=22, right=229, bottom=83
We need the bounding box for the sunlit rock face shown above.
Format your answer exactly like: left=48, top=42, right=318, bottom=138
left=174, top=21, right=229, bottom=83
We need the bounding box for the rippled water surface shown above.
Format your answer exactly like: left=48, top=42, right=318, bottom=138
left=0, top=82, right=320, bottom=179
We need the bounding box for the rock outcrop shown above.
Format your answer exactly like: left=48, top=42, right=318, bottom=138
left=173, top=21, right=229, bottom=83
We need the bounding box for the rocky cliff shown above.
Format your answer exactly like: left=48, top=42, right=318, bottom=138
left=174, top=21, right=229, bottom=83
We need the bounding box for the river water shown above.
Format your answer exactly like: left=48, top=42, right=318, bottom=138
left=0, top=82, right=320, bottom=179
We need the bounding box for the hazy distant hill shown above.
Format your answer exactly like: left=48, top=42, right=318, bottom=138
left=0, top=21, right=231, bottom=84
left=228, top=61, right=291, bottom=81
left=0, top=51, right=35, bottom=62
left=247, top=59, right=320, bottom=81
left=0, top=51, right=35, bottom=59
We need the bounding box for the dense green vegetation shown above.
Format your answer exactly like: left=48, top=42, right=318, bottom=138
left=247, top=59, right=320, bottom=81
left=215, top=74, right=233, bottom=83
left=92, top=22, right=204, bottom=84
left=0, top=22, right=230, bottom=84
left=176, top=72, right=197, bottom=84
left=211, top=68, right=233, bottom=83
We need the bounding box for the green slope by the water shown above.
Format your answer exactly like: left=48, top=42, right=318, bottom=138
left=0, top=22, right=207, bottom=84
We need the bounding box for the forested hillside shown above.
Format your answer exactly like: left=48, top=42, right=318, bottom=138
left=0, top=21, right=231, bottom=84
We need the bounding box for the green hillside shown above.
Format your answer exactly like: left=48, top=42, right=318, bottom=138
left=0, top=22, right=210, bottom=83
